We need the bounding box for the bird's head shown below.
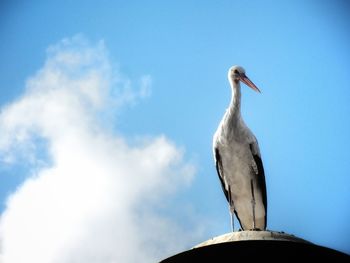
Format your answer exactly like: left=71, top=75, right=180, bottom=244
left=228, top=65, right=261, bottom=93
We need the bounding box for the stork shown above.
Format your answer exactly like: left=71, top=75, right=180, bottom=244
left=213, top=65, right=267, bottom=231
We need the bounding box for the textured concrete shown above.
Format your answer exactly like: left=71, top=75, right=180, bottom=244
left=194, top=230, right=310, bottom=248
left=160, top=231, right=350, bottom=262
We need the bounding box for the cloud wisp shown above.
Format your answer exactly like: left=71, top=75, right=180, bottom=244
left=0, top=36, right=200, bottom=263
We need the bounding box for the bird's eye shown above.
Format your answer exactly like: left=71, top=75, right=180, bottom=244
left=234, top=70, right=239, bottom=74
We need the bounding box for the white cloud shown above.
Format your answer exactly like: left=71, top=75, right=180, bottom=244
left=0, top=36, right=201, bottom=263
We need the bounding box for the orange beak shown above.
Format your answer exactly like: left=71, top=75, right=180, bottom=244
left=240, top=73, right=261, bottom=93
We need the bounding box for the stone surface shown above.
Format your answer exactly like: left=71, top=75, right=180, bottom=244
left=160, top=230, right=350, bottom=262
left=194, top=230, right=310, bottom=248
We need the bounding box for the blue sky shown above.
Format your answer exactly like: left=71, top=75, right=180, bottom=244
left=0, top=1, right=349, bottom=261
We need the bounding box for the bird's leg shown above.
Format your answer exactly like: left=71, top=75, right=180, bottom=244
left=250, top=179, right=256, bottom=230
left=228, top=185, right=235, bottom=232
left=229, top=206, right=235, bottom=232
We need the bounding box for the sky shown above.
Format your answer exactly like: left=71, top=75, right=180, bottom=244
left=0, top=0, right=349, bottom=262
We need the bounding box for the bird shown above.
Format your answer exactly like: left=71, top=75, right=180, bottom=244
left=213, top=65, right=267, bottom=231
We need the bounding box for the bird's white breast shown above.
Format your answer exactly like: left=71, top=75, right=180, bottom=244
left=213, top=116, right=259, bottom=197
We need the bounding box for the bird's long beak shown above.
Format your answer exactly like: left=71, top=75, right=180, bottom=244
left=240, top=74, right=261, bottom=93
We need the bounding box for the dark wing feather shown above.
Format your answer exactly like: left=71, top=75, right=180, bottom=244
left=249, top=143, right=268, bottom=226
left=214, top=147, right=230, bottom=203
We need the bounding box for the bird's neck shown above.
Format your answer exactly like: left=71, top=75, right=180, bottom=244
left=228, top=79, right=241, bottom=118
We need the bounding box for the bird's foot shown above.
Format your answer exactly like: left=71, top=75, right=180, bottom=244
left=249, top=228, right=262, bottom=231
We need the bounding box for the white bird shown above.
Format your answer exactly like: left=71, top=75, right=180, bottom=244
left=213, top=65, right=267, bottom=231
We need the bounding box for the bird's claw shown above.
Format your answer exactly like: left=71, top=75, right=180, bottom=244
left=249, top=228, right=262, bottom=231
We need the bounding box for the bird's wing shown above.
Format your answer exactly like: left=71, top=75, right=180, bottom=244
left=249, top=142, right=267, bottom=212
left=214, top=146, right=230, bottom=203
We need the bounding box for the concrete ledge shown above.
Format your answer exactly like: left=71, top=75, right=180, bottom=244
left=160, top=231, right=349, bottom=262
left=194, top=230, right=310, bottom=248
